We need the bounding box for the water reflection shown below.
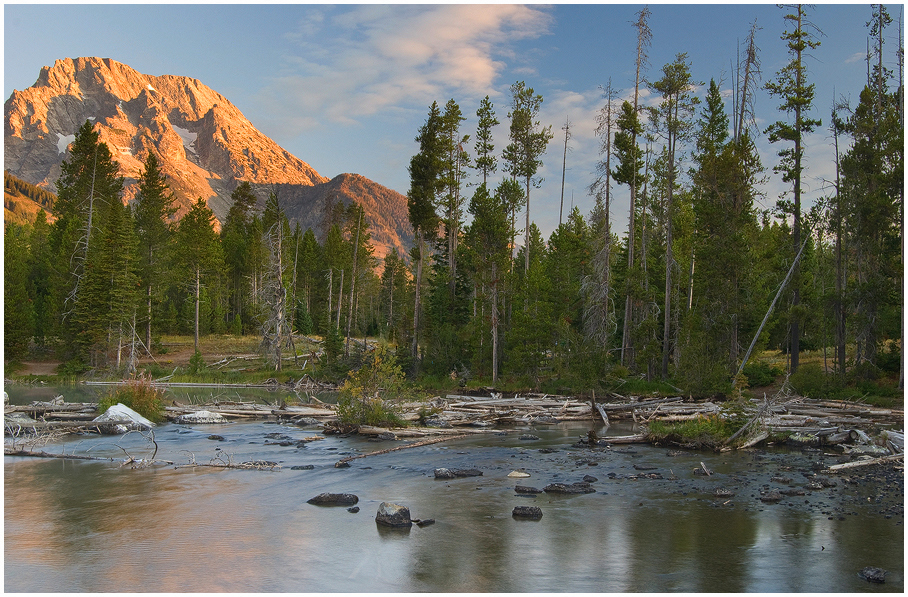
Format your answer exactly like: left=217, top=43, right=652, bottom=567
left=4, top=411, right=903, bottom=592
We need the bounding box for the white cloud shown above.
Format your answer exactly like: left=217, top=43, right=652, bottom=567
left=257, top=5, right=553, bottom=133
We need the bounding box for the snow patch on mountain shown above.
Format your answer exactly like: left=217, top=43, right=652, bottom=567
left=56, top=133, right=75, bottom=154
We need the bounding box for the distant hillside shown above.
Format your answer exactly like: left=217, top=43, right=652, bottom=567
left=4, top=170, right=55, bottom=225
left=5, top=57, right=412, bottom=256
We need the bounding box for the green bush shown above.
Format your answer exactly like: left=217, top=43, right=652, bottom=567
left=790, top=363, right=840, bottom=398
left=97, top=376, right=166, bottom=423
left=647, top=414, right=742, bottom=450
left=336, top=344, right=408, bottom=427
left=741, top=362, right=785, bottom=388
left=187, top=350, right=207, bottom=375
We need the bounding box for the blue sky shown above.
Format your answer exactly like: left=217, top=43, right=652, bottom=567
left=4, top=3, right=901, bottom=239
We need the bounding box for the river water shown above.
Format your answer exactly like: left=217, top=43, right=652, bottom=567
left=4, top=386, right=903, bottom=592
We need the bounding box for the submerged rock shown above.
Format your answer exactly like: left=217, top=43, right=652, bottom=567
left=514, top=485, right=542, bottom=494
left=174, top=410, right=228, bottom=424
left=519, top=434, right=541, bottom=441
left=759, top=490, right=783, bottom=503
left=307, top=493, right=359, bottom=506
left=434, top=468, right=483, bottom=479
left=375, top=502, right=412, bottom=527
left=512, top=506, right=543, bottom=520
left=859, top=567, right=887, bottom=583
left=543, top=482, right=596, bottom=494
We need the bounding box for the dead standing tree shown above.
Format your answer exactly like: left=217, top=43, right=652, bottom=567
left=259, top=196, right=298, bottom=372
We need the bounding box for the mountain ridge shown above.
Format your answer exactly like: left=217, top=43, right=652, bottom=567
left=4, top=57, right=412, bottom=257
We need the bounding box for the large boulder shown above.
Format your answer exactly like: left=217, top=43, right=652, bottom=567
left=92, top=403, right=155, bottom=429
left=375, top=502, right=412, bottom=527
left=307, top=493, right=359, bottom=506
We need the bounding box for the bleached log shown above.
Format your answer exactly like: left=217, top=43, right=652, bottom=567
left=823, top=453, right=904, bottom=472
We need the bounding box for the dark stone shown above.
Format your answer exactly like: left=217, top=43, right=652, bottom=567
left=770, top=476, right=793, bottom=484
left=582, top=475, right=599, bottom=483
left=334, top=461, right=351, bottom=468
left=415, top=518, right=435, bottom=527
left=780, top=488, right=806, bottom=496
left=760, top=490, right=783, bottom=503
left=512, top=506, right=543, bottom=520
left=519, top=434, right=541, bottom=441
left=376, top=502, right=412, bottom=527
left=515, top=485, right=542, bottom=494
left=307, top=493, right=359, bottom=506
left=543, top=482, right=596, bottom=494
left=264, top=433, right=292, bottom=440
left=859, top=567, right=887, bottom=583
left=434, top=468, right=483, bottom=479
left=347, top=506, right=360, bottom=513
left=207, top=435, right=225, bottom=441
left=633, top=464, right=657, bottom=471
left=291, top=464, right=315, bottom=470
left=538, top=448, right=557, bottom=454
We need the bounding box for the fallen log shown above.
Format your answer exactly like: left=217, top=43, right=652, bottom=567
left=335, top=434, right=472, bottom=467
left=603, top=433, right=649, bottom=444
left=823, top=453, right=904, bottom=473
left=600, top=397, right=684, bottom=411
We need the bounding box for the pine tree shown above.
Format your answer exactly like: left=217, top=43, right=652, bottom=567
left=174, top=198, right=223, bottom=352
left=764, top=4, right=822, bottom=373
left=648, top=52, right=700, bottom=379
left=502, top=81, right=554, bottom=274
left=611, top=100, right=644, bottom=367
left=221, top=181, right=259, bottom=332
left=5, top=223, right=35, bottom=360
left=50, top=120, right=124, bottom=364
left=474, top=96, right=499, bottom=187
left=463, top=182, right=513, bottom=382
left=407, top=102, right=443, bottom=364
left=133, top=152, right=176, bottom=352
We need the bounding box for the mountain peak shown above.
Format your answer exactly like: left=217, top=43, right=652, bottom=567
left=5, top=57, right=411, bottom=256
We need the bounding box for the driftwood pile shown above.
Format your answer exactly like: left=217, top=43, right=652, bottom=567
left=5, top=389, right=903, bottom=459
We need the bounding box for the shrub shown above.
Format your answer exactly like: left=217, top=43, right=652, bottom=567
left=97, top=376, right=166, bottom=423
left=336, top=344, right=407, bottom=427
left=789, top=363, right=830, bottom=398
left=741, top=362, right=785, bottom=388
left=187, top=350, right=206, bottom=375
left=647, top=414, right=741, bottom=450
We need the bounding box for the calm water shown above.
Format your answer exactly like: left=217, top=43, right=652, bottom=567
left=4, top=386, right=904, bottom=592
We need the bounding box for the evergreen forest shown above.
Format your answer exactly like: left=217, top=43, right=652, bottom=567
left=4, top=6, right=903, bottom=403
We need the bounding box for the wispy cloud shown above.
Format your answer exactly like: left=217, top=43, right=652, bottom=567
left=258, top=5, right=553, bottom=133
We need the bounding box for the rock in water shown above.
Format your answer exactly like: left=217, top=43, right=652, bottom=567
left=859, top=567, right=887, bottom=583
left=174, top=410, right=228, bottom=424
left=434, top=468, right=483, bottom=479
left=306, top=493, right=359, bottom=506
left=508, top=471, right=531, bottom=478
left=543, top=482, right=596, bottom=494
left=375, top=502, right=412, bottom=527
left=92, top=403, right=156, bottom=429
left=512, top=506, right=543, bottom=520
left=514, top=485, right=542, bottom=494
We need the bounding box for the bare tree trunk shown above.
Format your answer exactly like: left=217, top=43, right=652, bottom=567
left=346, top=208, right=362, bottom=356
left=336, top=268, right=344, bottom=329
left=491, top=261, right=499, bottom=383
left=412, top=233, right=424, bottom=361
left=194, top=266, right=201, bottom=353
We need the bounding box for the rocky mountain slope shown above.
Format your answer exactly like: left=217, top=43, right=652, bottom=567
left=4, top=57, right=412, bottom=257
